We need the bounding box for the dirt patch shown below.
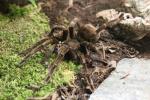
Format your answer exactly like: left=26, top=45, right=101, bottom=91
left=39, top=0, right=124, bottom=26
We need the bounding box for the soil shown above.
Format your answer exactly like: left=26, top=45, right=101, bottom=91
left=39, top=0, right=124, bottom=26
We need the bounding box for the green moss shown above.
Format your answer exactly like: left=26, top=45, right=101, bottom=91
left=8, top=4, right=29, bottom=17
left=0, top=5, right=80, bottom=100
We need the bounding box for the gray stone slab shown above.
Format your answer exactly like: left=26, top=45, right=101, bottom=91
left=89, top=58, right=150, bottom=100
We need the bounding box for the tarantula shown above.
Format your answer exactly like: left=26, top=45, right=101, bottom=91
left=19, top=15, right=124, bottom=83
left=19, top=18, right=88, bottom=83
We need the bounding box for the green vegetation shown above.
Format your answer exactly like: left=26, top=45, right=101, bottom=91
left=0, top=5, right=80, bottom=100
left=8, top=4, right=29, bottom=17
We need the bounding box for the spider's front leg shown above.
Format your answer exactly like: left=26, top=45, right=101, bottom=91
left=19, top=36, right=51, bottom=56
left=45, top=44, right=70, bottom=83
left=19, top=26, right=66, bottom=67
left=19, top=37, right=52, bottom=66
left=23, top=25, right=66, bottom=55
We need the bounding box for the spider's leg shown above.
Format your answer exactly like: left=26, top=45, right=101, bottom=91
left=69, top=18, right=79, bottom=39
left=44, top=55, right=65, bottom=83
left=19, top=39, right=51, bottom=67
left=96, top=13, right=124, bottom=33
left=41, top=44, right=56, bottom=66
left=76, top=51, right=88, bottom=72
left=45, top=45, right=69, bottom=83
left=69, top=26, right=77, bottom=39
left=20, top=25, right=65, bottom=56
left=66, top=18, right=80, bottom=40
left=19, top=36, right=51, bottom=56
left=65, top=27, right=75, bottom=41
left=48, top=25, right=66, bottom=37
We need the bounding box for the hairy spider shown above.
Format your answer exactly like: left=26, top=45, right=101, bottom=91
left=19, top=18, right=91, bottom=83
left=19, top=15, right=124, bottom=83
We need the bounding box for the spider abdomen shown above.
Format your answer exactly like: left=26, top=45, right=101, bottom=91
left=78, top=24, right=100, bottom=42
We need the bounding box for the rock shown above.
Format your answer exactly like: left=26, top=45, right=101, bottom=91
left=96, top=9, right=120, bottom=22
left=89, top=58, right=150, bottom=100
left=119, top=17, right=150, bottom=40
left=123, top=0, right=150, bottom=18
left=96, top=0, right=150, bottom=41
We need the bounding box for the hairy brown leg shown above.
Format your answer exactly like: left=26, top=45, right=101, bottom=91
left=44, top=45, right=69, bottom=83
left=19, top=25, right=66, bottom=65
left=19, top=39, right=51, bottom=66
left=41, top=44, right=56, bottom=66
left=19, top=37, right=51, bottom=56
